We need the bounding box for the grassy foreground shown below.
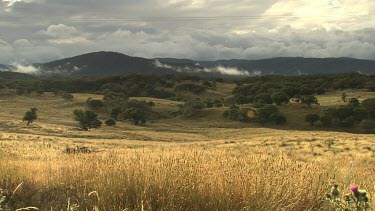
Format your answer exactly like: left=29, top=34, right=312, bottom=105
left=0, top=91, right=375, bottom=210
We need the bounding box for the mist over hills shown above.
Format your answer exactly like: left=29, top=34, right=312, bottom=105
left=1, top=51, right=375, bottom=77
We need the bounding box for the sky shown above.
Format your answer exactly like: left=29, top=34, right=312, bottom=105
left=0, top=0, right=374, bottom=64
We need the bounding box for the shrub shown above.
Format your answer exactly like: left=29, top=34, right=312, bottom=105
left=270, top=113, right=287, bottom=124
left=105, top=119, right=116, bottom=126
left=73, top=109, right=102, bottom=130
left=362, top=98, right=375, bottom=118
left=348, top=98, right=360, bottom=107
left=353, top=107, right=368, bottom=121
left=61, top=92, right=74, bottom=101
left=87, top=98, right=105, bottom=110
left=301, top=95, right=319, bottom=107
left=23, top=108, right=37, bottom=126
left=257, top=105, right=279, bottom=120
left=174, top=84, right=206, bottom=94
left=360, top=119, right=375, bottom=133
left=271, top=91, right=289, bottom=105
left=315, top=87, right=326, bottom=95
left=253, top=93, right=273, bottom=104
left=305, top=114, right=320, bottom=126
left=122, top=108, right=147, bottom=125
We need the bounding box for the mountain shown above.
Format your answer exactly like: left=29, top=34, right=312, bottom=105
left=0, top=71, right=36, bottom=82
left=35, top=51, right=177, bottom=76
left=0, top=64, right=15, bottom=72
left=5, top=51, right=374, bottom=77
left=161, top=57, right=375, bottom=75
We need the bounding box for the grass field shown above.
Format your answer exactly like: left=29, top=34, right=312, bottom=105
left=0, top=88, right=375, bottom=210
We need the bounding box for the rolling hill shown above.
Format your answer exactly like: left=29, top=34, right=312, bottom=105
left=1, top=51, right=375, bottom=77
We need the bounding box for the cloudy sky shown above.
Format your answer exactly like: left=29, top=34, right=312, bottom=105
left=0, top=0, right=374, bottom=64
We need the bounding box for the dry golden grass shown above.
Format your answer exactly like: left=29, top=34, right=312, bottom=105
left=0, top=90, right=374, bottom=210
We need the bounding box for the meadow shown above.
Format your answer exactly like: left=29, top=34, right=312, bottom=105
left=0, top=87, right=375, bottom=210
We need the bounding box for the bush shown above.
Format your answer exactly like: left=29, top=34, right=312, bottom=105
left=174, top=84, right=206, bottom=94
left=23, top=108, right=37, bottom=126
left=301, top=95, right=318, bottom=107
left=122, top=108, right=147, bottom=125
left=253, top=93, right=273, bottom=104
left=257, top=105, right=279, bottom=120
left=87, top=99, right=105, bottom=110
left=320, top=114, right=333, bottom=126
left=353, top=107, right=368, bottom=121
left=180, top=101, right=205, bottom=118
left=105, top=119, right=116, bottom=126
left=360, top=119, right=375, bottom=133
left=270, top=113, right=287, bottom=124
left=61, top=92, right=74, bottom=101
left=362, top=98, right=375, bottom=118
left=73, top=109, right=102, bottom=130
left=271, top=91, right=289, bottom=105
left=305, top=114, right=320, bottom=126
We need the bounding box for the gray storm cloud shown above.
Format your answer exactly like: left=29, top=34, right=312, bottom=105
left=0, top=1, right=374, bottom=64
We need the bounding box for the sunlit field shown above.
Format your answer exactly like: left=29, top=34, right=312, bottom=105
left=0, top=90, right=375, bottom=210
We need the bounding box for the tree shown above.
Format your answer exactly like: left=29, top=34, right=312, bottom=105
left=305, top=114, right=320, bottom=126
left=315, top=87, right=326, bottom=95
left=271, top=91, right=289, bottom=105
left=301, top=95, right=318, bottom=107
left=341, top=93, right=347, bottom=102
left=103, top=91, right=128, bottom=104
left=235, top=95, right=251, bottom=105
left=257, top=105, right=279, bottom=121
left=348, top=98, right=360, bottom=107
left=362, top=98, right=375, bottom=118
left=353, top=107, right=368, bottom=121
left=360, top=120, right=375, bottom=133
left=123, top=108, right=147, bottom=125
left=61, top=92, right=74, bottom=101
left=23, top=108, right=37, bottom=126
left=87, top=98, right=105, bottom=110
left=270, top=113, right=287, bottom=124
left=105, top=119, right=116, bottom=126
left=253, top=93, right=273, bottom=104
left=299, top=85, right=315, bottom=95
left=73, top=109, right=102, bottom=130
left=336, top=106, right=353, bottom=122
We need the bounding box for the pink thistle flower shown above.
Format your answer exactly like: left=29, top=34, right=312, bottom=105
left=349, top=184, right=358, bottom=192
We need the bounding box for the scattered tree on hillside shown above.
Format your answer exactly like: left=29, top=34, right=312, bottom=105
left=73, top=109, right=102, bottom=130
left=341, top=93, right=347, bottom=102
left=253, top=93, right=273, bottom=105
left=105, top=119, right=116, bottom=126
left=61, top=92, right=74, bottom=101
left=23, top=107, right=37, bottom=126
left=361, top=98, right=375, bottom=118
left=271, top=91, right=289, bottom=105
left=86, top=98, right=105, bottom=110
left=305, top=113, right=320, bottom=126
left=122, top=108, right=147, bottom=125
left=301, top=95, right=319, bottom=108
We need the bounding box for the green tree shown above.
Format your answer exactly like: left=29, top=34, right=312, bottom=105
left=105, top=119, right=116, bottom=126
left=270, top=113, right=287, bottom=124
left=257, top=105, right=279, bottom=121
left=362, top=98, right=375, bottom=118
left=341, top=93, right=347, bottom=102
left=123, top=108, right=147, bottom=125
left=23, top=108, right=37, bottom=126
left=301, top=95, right=319, bottom=108
left=305, top=113, right=320, bottom=126
left=73, top=109, right=102, bottom=130
left=271, top=91, right=289, bottom=105
left=61, top=92, right=74, bottom=101
left=87, top=98, right=105, bottom=110
left=253, top=93, right=273, bottom=104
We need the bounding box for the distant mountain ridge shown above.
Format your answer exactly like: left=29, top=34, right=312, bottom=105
left=2, top=51, right=375, bottom=77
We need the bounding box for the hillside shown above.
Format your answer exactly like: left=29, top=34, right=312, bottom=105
left=5, top=51, right=371, bottom=77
